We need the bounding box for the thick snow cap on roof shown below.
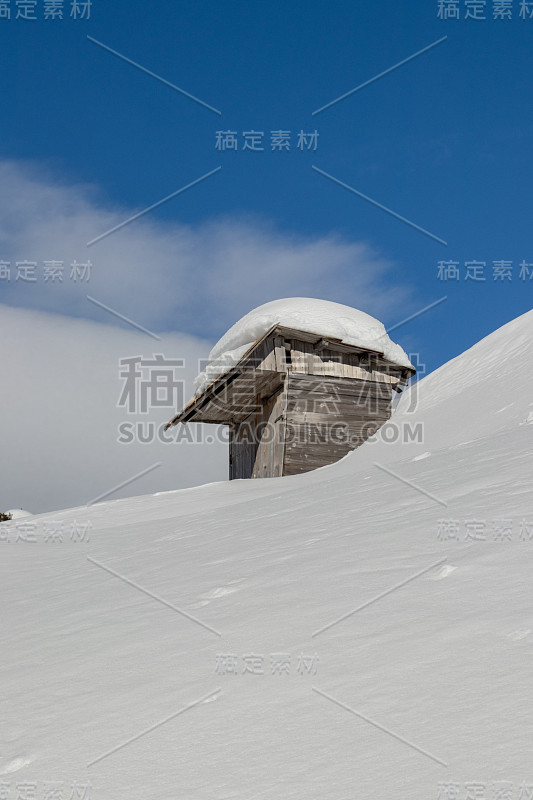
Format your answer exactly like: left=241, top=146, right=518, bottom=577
left=193, top=297, right=413, bottom=396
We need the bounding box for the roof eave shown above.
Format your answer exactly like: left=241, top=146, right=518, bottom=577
left=165, top=324, right=415, bottom=428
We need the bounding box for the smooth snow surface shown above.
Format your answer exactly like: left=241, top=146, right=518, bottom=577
left=193, top=297, right=413, bottom=395
left=1, top=310, right=532, bottom=800
left=5, top=509, right=33, bottom=519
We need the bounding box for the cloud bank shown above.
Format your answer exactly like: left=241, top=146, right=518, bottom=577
left=0, top=159, right=412, bottom=338
left=0, top=303, right=226, bottom=514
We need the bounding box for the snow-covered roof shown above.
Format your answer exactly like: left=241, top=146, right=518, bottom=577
left=193, top=297, right=413, bottom=396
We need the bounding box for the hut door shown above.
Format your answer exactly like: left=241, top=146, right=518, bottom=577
left=252, top=386, right=285, bottom=479
left=229, top=416, right=257, bottom=480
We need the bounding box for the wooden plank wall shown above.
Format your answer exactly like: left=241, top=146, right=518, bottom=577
left=229, top=418, right=257, bottom=480
left=282, top=372, right=392, bottom=476
left=228, top=331, right=406, bottom=479
left=252, top=385, right=286, bottom=479
left=287, top=338, right=400, bottom=385
left=229, top=382, right=287, bottom=479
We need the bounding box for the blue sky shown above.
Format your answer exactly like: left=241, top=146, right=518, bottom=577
left=1, top=0, right=532, bottom=377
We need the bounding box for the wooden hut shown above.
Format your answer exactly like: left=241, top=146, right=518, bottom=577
left=165, top=322, right=415, bottom=479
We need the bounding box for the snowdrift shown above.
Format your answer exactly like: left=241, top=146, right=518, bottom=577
left=1, top=310, right=532, bottom=800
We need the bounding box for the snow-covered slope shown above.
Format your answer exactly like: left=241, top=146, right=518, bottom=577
left=1, top=311, right=532, bottom=800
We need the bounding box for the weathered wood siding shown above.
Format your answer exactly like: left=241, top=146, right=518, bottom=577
left=285, top=338, right=400, bottom=385
left=229, top=419, right=256, bottom=480
left=252, top=385, right=286, bottom=478
left=229, top=384, right=286, bottom=479
left=282, top=373, right=392, bottom=476
left=229, top=372, right=394, bottom=479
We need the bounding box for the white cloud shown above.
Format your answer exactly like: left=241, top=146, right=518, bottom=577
left=0, top=159, right=412, bottom=338
left=0, top=303, right=227, bottom=514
